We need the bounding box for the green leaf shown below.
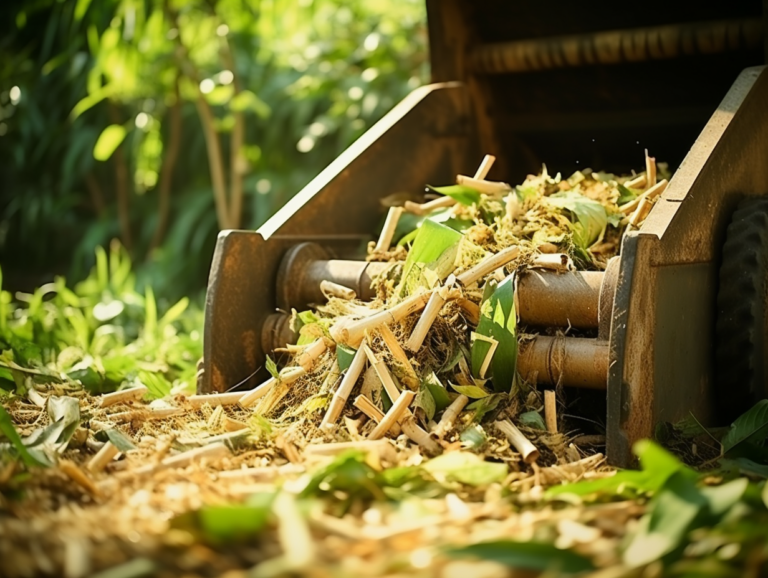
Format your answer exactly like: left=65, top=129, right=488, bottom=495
left=547, top=192, right=608, bottom=249
left=198, top=493, right=274, bottom=543
left=336, top=344, right=356, bottom=372
left=93, top=124, right=127, bottom=161
left=96, top=428, right=137, bottom=453
left=518, top=411, right=546, bottom=430
left=159, top=298, right=189, bottom=328
left=700, top=477, right=748, bottom=516
left=623, top=470, right=703, bottom=567
left=265, top=355, right=279, bottom=380
left=144, top=286, right=157, bottom=342
left=471, top=276, right=517, bottom=392
left=137, top=372, right=171, bottom=400
left=548, top=440, right=688, bottom=498
left=400, top=220, right=462, bottom=295
left=720, top=457, right=768, bottom=479
left=466, top=393, right=505, bottom=423
left=300, top=451, right=384, bottom=500
left=617, top=184, right=639, bottom=205
left=427, top=184, right=481, bottom=206
left=451, top=384, right=490, bottom=399
left=0, top=406, right=50, bottom=468
left=414, top=383, right=436, bottom=421
left=447, top=540, right=594, bottom=574
left=460, top=424, right=487, bottom=449
left=721, top=400, right=768, bottom=454
left=74, top=0, right=93, bottom=21
left=423, top=452, right=507, bottom=486
left=423, top=373, right=451, bottom=412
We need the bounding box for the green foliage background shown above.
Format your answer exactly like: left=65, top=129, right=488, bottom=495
left=0, top=0, right=428, bottom=300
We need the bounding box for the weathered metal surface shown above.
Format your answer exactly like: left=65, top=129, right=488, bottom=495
left=471, top=19, right=763, bottom=74
left=606, top=66, right=768, bottom=465
left=202, top=83, right=479, bottom=393
left=518, top=336, right=609, bottom=390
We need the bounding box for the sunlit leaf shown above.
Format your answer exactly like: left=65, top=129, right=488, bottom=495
left=471, top=276, right=517, bottom=393
left=518, top=411, right=546, bottom=430
left=423, top=372, right=451, bottom=412
left=450, top=384, right=490, bottom=399
left=93, top=124, right=127, bottom=161
left=336, top=344, right=356, bottom=372
left=547, top=192, right=608, bottom=249
left=414, top=382, right=436, bottom=421
left=400, top=220, right=462, bottom=295
left=427, top=184, right=481, bottom=206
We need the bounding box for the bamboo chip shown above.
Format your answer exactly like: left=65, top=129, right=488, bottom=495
left=369, top=390, right=416, bottom=440
left=320, top=280, right=356, bottom=300
left=109, top=407, right=184, bottom=423
left=625, top=174, right=646, bottom=189
left=128, top=442, right=231, bottom=477
left=456, top=298, right=480, bottom=325
left=376, top=324, right=418, bottom=389
left=400, top=416, right=441, bottom=453
left=223, top=416, right=249, bottom=431
left=354, top=395, right=401, bottom=436
left=544, top=390, right=558, bottom=433
left=405, top=284, right=451, bottom=352
left=505, top=192, right=522, bottom=222
left=457, top=245, right=520, bottom=287
left=238, top=377, right=276, bottom=408
left=432, top=394, right=469, bottom=439
left=471, top=332, right=498, bottom=379
left=456, top=175, right=512, bottom=195
left=619, top=179, right=668, bottom=214
left=473, top=154, right=496, bottom=180
left=404, top=196, right=456, bottom=216
left=320, top=340, right=368, bottom=429
left=275, top=434, right=301, bottom=464
left=304, top=440, right=395, bottom=460
left=645, top=150, right=657, bottom=189
left=532, top=253, right=573, bottom=272
left=87, top=442, right=119, bottom=473
left=59, top=460, right=100, bottom=497
left=628, top=197, right=653, bottom=228
left=99, top=385, right=148, bottom=407
left=186, top=390, right=245, bottom=409
left=496, top=419, right=539, bottom=463
left=374, top=206, right=404, bottom=252
left=331, top=290, right=433, bottom=346
left=295, top=338, right=328, bottom=372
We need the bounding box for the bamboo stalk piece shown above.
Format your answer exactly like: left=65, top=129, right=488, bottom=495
left=376, top=324, right=418, bottom=389
left=456, top=175, right=512, bottom=195
left=187, top=390, right=245, bottom=409
left=532, top=253, right=573, bottom=272
left=432, top=394, right=469, bottom=439
left=320, top=341, right=368, bottom=429
left=544, top=390, right=558, bottom=434
left=99, top=386, right=148, bottom=408
left=619, top=179, right=668, bottom=215
left=369, top=391, right=415, bottom=440
left=457, top=246, right=520, bottom=287
left=374, top=206, right=404, bottom=252
left=405, top=285, right=451, bottom=352
left=496, top=419, right=539, bottom=463
left=353, top=395, right=401, bottom=436
left=645, top=150, right=657, bottom=189
left=87, top=442, right=120, bottom=473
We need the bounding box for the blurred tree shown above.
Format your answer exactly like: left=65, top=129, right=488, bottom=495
left=0, top=0, right=427, bottom=299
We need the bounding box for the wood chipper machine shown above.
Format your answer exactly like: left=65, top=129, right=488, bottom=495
left=199, top=1, right=768, bottom=466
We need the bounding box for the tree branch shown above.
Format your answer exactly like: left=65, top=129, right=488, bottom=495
left=108, top=104, right=132, bottom=250
left=150, top=76, right=183, bottom=252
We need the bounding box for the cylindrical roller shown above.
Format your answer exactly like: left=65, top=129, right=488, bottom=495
left=261, top=313, right=296, bottom=355
left=276, top=242, right=389, bottom=311
left=517, top=270, right=603, bottom=329
left=517, top=335, right=608, bottom=390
